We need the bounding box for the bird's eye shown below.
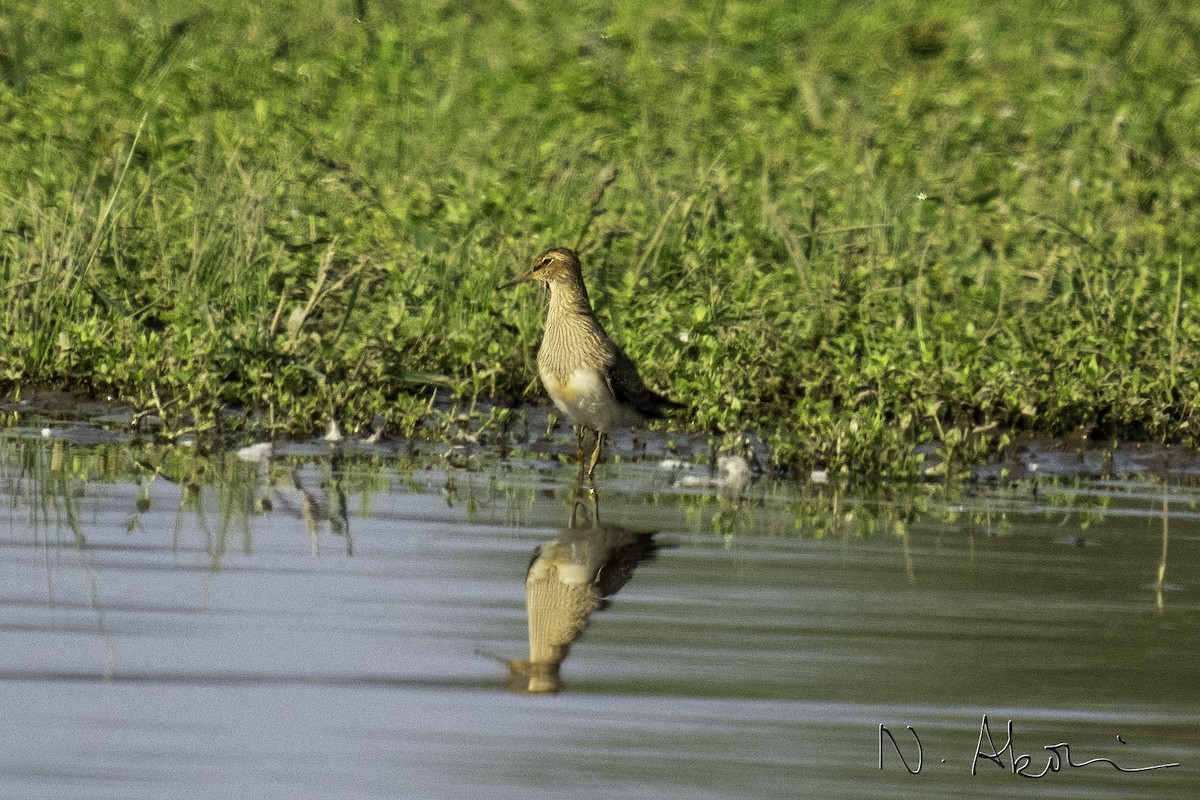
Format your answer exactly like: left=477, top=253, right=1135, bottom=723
left=536, top=258, right=552, bottom=270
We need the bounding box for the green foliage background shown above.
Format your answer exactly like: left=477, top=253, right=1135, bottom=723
left=1, top=0, right=1198, bottom=475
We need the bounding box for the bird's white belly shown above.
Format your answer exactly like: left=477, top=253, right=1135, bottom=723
left=541, top=368, right=634, bottom=432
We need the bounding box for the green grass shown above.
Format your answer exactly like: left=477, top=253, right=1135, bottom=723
left=1, top=0, right=1198, bottom=478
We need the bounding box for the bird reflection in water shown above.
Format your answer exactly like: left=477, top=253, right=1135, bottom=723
left=508, top=486, right=662, bottom=694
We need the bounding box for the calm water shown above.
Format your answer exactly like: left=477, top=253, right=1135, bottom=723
left=1, top=430, right=1198, bottom=799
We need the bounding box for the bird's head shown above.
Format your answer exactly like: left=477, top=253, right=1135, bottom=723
left=500, top=247, right=581, bottom=289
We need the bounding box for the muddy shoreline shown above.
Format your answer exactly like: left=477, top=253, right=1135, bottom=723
left=5, top=387, right=1200, bottom=483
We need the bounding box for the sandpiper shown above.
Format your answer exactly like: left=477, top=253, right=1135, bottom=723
left=502, top=247, right=680, bottom=478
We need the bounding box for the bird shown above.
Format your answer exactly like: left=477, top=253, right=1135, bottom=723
left=501, top=247, right=681, bottom=478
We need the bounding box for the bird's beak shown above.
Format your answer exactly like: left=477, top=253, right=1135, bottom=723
left=499, top=270, right=535, bottom=290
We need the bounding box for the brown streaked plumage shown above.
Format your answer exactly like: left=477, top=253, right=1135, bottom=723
left=501, top=247, right=681, bottom=478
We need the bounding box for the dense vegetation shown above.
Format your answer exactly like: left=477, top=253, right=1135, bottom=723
left=1, top=0, right=1197, bottom=477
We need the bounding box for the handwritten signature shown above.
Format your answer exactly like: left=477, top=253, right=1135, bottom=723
left=878, top=715, right=1181, bottom=777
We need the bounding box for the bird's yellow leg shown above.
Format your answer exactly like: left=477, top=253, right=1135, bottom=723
left=575, top=427, right=586, bottom=482
left=587, top=431, right=603, bottom=480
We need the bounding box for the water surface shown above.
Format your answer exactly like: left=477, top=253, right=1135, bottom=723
left=1, top=431, right=1197, bottom=799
